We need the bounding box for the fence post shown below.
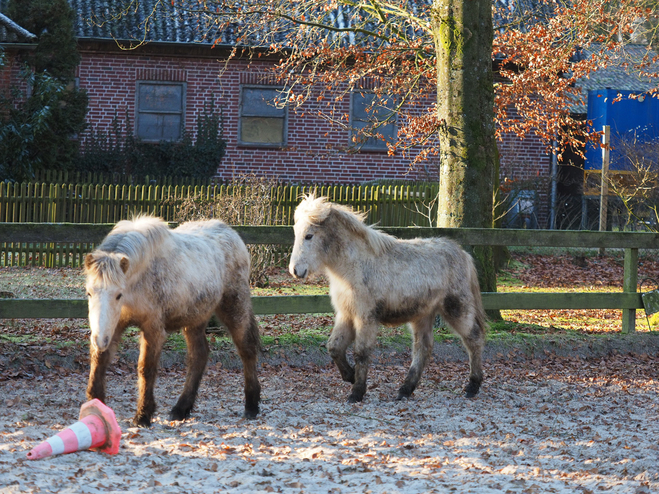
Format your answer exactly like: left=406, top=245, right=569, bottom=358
left=622, top=247, right=638, bottom=333
left=599, top=125, right=610, bottom=256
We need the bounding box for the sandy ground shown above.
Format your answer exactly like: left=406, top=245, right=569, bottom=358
left=1, top=354, right=658, bottom=494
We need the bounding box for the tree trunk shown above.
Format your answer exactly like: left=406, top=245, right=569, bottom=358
left=432, top=0, right=500, bottom=316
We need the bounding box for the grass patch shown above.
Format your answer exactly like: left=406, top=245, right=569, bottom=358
left=496, top=259, right=526, bottom=288
left=0, top=332, right=90, bottom=350
left=261, top=333, right=327, bottom=348
left=251, top=284, right=329, bottom=296
left=488, top=320, right=576, bottom=338
left=1, top=333, right=43, bottom=345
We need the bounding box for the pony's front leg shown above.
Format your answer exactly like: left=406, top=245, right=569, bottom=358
left=397, top=316, right=434, bottom=400
left=170, top=322, right=210, bottom=421
left=347, top=319, right=377, bottom=403
left=86, top=323, right=126, bottom=404
left=326, top=314, right=356, bottom=385
left=134, top=325, right=166, bottom=428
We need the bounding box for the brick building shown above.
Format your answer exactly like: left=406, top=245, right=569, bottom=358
left=0, top=12, right=36, bottom=106
left=2, top=0, right=553, bottom=226
left=74, top=43, right=445, bottom=185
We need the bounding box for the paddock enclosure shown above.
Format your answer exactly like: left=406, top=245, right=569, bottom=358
left=1, top=222, right=659, bottom=492
left=2, top=223, right=657, bottom=334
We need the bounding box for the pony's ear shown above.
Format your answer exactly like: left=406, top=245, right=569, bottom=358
left=327, top=206, right=364, bottom=235
left=119, top=257, right=130, bottom=274
left=84, top=253, right=95, bottom=271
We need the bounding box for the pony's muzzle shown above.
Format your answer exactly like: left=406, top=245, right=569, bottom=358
left=290, top=265, right=308, bottom=279
left=93, top=334, right=111, bottom=353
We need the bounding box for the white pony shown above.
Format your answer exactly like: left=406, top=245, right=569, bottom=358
left=84, top=215, right=260, bottom=427
left=289, top=195, right=486, bottom=403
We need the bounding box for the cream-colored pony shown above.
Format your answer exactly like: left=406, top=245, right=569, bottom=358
left=84, top=215, right=260, bottom=427
left=290, top=196, right=486, bottom=403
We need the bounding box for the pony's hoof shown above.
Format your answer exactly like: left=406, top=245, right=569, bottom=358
left=396, top=384, right=414, bottom=400
left=464, top=380, right=481, bottom=398
left=169, top=407, right=191, bottom=422
left=243, top=407, right=259, bottom=419
left=347, top=393, right=364, bottom=403
left=132, top=415, right=152, bottom=428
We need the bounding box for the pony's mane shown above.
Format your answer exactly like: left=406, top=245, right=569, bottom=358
left=296, top=195, right=396, bottom=255
left=85, top=215, right=170, bottom=286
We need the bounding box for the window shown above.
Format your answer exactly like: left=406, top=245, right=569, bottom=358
left=239, top=86, right=287, bottom=146
left=136, top=82, right=185, bottom=141
left=350, top=92, right=397, bottom=151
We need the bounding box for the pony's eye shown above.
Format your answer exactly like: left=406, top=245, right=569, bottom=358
left=86, top=292, right=91, bottom=298
left=305, top=234, right=313, bottom=241
left=116, top=294, right=122, bottom=300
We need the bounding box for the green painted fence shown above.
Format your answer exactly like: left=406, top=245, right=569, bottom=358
left=33, top=170, right=217, bottom=187
left=1, top=223, right=657, bottom=333
left=0, top=182, right=439, bottom=267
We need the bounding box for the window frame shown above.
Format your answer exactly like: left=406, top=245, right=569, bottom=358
left=349, top=91, right=398, bottom=152
left=238, top=85, right=288, bottom=148
left=135, top=81, right=187, bottom=142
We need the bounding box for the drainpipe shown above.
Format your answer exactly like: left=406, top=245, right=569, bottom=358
left=549, top=138, right=558, bottom=229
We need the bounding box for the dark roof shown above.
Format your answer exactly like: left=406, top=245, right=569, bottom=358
left=67, top=0, right=436, bottom=47
left=0, top=11, right=37, bottom=44
left=71, top=1, right=532, bottom=46
left=2, top=0, right=656, bottom=105
left=0, top=0, right=562, bottom=47
left=69, top=0, right=222, bottom=44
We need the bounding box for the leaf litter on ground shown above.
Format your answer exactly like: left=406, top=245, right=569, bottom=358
left=2, top=254, right=659, bottom=492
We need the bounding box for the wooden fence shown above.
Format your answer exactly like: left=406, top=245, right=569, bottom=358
left=32, top=170, right=217, bottom=187
left=0, top=182, right=439, bottom=267
left=1, top=223, right=657, bottom=333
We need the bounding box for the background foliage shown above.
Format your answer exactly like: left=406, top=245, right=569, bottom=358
left=169, top=174, right=282, bottom=287
left=0, top=0, right=88, bottom=181
left=75, top=97, right=226, bottom=179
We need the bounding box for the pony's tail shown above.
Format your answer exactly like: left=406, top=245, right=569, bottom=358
left=469, top=261, right=488, bottom=334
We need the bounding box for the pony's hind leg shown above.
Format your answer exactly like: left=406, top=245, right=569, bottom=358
left=134, top=324, right=167, bottom=428
left=170, top=322, right=210, bottom=421
left=397, top=315, right=434, bottom=400
left=442, top=297, right=485, bottom=398
left=462, top=321, right=485, bottom=398
left=326, top=313, right=356, bottom=385
left=217, top=291, right=261, bottom=419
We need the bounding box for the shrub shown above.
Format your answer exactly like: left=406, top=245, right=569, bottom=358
left=76, top=97, right=225, bottom=180
left=169, top=174, right=282, bottom=287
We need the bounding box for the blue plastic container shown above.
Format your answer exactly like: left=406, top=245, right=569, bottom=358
left=585, top=89, right=659, bottom=171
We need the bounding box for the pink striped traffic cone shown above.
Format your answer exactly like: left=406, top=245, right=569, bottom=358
left=26, top=399, right=121, bottom=460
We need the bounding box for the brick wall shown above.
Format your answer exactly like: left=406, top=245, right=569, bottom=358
left=76, top=43, right=552, bottom=225
left=76, top=46, right=440, bottom=183
left=497, top=107, right=553, bottom=227
left=0, top=48, right=28, bottom=105
left=0, top=54, right=10, bottom=97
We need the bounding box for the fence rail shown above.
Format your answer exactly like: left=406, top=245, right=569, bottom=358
left=1, top=223, right=657, bottom=333
left=32, top=170, right=218, bottom=187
